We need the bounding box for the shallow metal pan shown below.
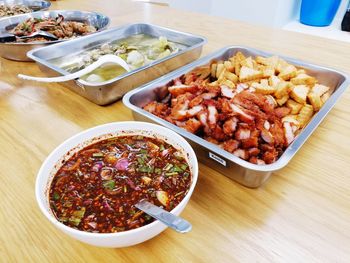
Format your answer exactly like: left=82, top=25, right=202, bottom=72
left=0, top=10, right=110, bottom=61
left=27, top=23, right=207, bottom=105
left=123, top=46, right=349, bottom=188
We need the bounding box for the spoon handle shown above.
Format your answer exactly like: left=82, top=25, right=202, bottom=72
left=18, top=55, right=131, bottom=83
left=135, top=199, right=192, bottom=233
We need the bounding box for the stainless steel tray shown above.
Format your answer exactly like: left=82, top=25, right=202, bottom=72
left=27, top=23, right=207, bottom=105
left=0, top=10, right=110, bottom=61
left=0, top=0, right=51, bottom=16
left=123, top=46, right=349, bottom=188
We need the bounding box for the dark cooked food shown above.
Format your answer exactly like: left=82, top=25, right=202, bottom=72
left=0, top=4, right=32, bottom=17
left=143, top=51, right=332, bottom=165
left=11, top=14, right=97, bottom=42
left=49, top=135, right=192, bottom=233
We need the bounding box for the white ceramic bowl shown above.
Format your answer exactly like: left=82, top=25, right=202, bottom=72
left=35, top=121, right=198, bottom=248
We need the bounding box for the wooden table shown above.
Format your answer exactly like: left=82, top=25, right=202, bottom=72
left=1, top=0, right=350, bottom=262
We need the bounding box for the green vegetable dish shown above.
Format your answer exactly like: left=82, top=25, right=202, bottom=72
left=51, top=34, right=186, bottom=83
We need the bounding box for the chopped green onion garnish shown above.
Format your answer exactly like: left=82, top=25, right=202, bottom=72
left=165, top=172, right=178, bottom=176
left=183, top=172, right=190, bottom=177
left=180, top=163, right=188, bottom=171
left=163, top=163, right=173, bottom=171
left=140, top=149, right=147, bottom=154
left=138, top=165, right=154, bottom=173
left=102, top=180, right=115, bottom=190
left=159, top=144, right=165, bottom=151
left=72, top=207, right=86, bottom=218
left=154, top=168, right=162, bottom=174
left=172, top=165, right=183, bottom=173
left=68, top=217, right=81, bottom=226
left=53, top=192, right=60, bottom=201
left=137, top=157, right=145, bottom=164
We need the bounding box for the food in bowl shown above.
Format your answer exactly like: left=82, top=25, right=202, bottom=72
left=0, top=4, right=32, bottom=17
left=36, top=122, right=198, bottom=247
left=8, top=14, right=97, bottom=43
left=51, top=34, right=185, bottom=83
left=143, top=51, right=332, bottom=165
left=49, top=135, right=191, bottom=233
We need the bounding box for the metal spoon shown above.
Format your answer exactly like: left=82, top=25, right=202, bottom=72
left=19, top=30, right=58, bottom=41
left=135, top=199, right=192, bottom=233
left=0, top=31, right=58, bottom=43
left=18, top=54, right=131, bottom=83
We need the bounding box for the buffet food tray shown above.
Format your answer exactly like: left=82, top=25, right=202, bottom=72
left=0, top=0, right=51, bottom=14
left=28, top=23, right=207, bottom=105
left=0, top=10, right=110, bottom=61
left=123, top=46, right=349, bottom=188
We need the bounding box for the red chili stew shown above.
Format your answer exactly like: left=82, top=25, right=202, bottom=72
left=49, top=135, right=192, bottom=233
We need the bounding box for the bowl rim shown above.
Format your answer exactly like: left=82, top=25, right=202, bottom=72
left=35, top=121, right=198, bottom=238
left=0, top=9, right=110, bottom=46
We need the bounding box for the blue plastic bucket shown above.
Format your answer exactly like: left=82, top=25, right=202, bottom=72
left=300, top=0, right=341, bottom=26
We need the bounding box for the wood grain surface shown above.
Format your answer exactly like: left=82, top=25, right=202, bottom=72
left=1, top=0, right=350, bottom=262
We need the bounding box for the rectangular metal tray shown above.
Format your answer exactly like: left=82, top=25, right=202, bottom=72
left=27, top=23, right=206, bottom=105
left=123, top=46, right=349, bottom=188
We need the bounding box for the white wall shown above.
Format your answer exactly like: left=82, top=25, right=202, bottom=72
left=169, top=0, right=348, bottom=28
left=170, top=0, right=301, bottom=27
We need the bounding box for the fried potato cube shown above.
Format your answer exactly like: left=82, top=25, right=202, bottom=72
left=256, top=56, right=269, bottom=65
left=211, top=63, right=217, bottom=78
left=274, top=81, right=290, bottom=99
left=296, top=69, right=306, bottom=75
left=221, top=79, right=235, bottom=89
left=321, top=92, right=331, bottom=104
left=297, top=104, right=314, bottom=127
left=308, top=92, right=322, bottom=111
left=224, top=71, right=238, bottom=83
left=216, top=63, right=225, bottom=79
left=262, top=66, right=275, bottom=78
left=257, top=55, right=279, bottom=68
left=276, top=94, right=289, bottom=106
left=311, top=84, right=330, bottom=97
left=224, top=61, right=234, bottom=72
left=217, top=68, right=227, bottom=83
left=282, top=115, right=300, bottom=128
left=239, top=66, right=263, bottom=82
left=286, top=99, right=303, bottom=114
left=269, top=75, right=281, bottom=88
left=235, top=51, right=246, bottom=62
left=276, top=58, right=289, bottom=73
left=241, top=56, right=254, bottom=68
left=278, top=64, right=297, bottom=80
left=234, top=59, right=241, bottom=76
left=234, top=51, right=246, bottom=75
left=291, top=73, right=316, bottom=86
left=290, top=85, right=309, bottom=104
left=251, top=80, right=275, bottom=95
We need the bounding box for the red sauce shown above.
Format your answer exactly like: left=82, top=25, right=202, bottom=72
left=49, top=135, right=191, bottom=233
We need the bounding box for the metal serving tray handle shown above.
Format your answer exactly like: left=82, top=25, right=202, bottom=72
left=27, top=23, right=207, bottom=105
left=123, top=46, right=350, bottom=188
